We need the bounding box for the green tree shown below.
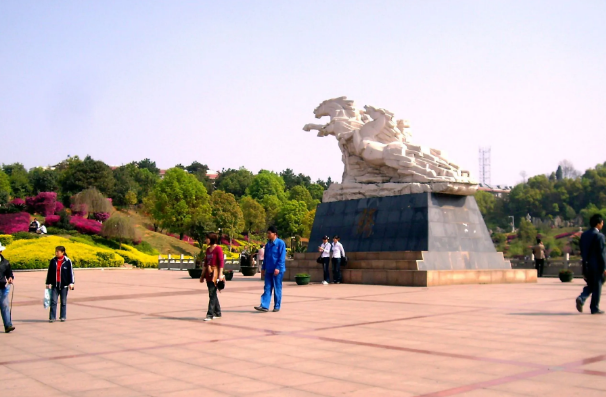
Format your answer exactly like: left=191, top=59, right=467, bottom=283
left=72, top=187, right=113, bottom=215
left=2, top=163, right=31, bottom=198
left=240, top=196, right=266, bottom=235
left=137, top=158, right=160, bottom=175
left=517, top=218, right=537, bottom=243
left=125, top=191, right=138, bottom=207
left=60, top=156, right=115, bottom=198
left=0, top=170, right=11, bottom=196
left=247, top=170, right=286, bottom=202
left=302, top=208, right=316, bottom=238
left=276, top=200, right=308, bottom=238
left=280, top=168, right=312, bottom=190
left=101, top=214, right=138, bottom=249
left=29, top=167, right=59, bottom=194
left=210, top=190, right=244, bottom=246
left=288, top=185, right=318, bottom=210
left=148, top=168, right=211, bottom=239
left=475, top=190, right=496, bottom=216
left=307, top=184, right=324, bottom=202
left=261, top=195, right=282, bottom=228
left=215, top=167, right=253, bottom=198
left=555, top=165, right=563, bottom=181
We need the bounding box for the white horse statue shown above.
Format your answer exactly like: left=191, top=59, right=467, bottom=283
left=304, top=97, right=473, bottom=186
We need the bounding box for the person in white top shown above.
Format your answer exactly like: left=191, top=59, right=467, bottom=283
left=331, top=235, right=346, bottom=284
left=318, top=236, right=332, bottom=285
left=257, top=245, right=265, bottom=269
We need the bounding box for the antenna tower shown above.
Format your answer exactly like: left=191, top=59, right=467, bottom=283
left=478, top=147, right=491, bottom=185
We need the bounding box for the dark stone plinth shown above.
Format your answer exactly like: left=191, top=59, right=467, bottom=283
left=308, top=193, right=510, bottom=271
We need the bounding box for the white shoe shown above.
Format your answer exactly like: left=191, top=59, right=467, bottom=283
left=322, top=280, right=328, bottom=285
left=203, top=316, right=213, bottom=321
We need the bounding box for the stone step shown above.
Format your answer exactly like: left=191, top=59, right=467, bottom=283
left=288, top=259, right=419, bottom=271
left=293, top=251, right=423, bottom=261
left=283, top=267, right=536, bottom=287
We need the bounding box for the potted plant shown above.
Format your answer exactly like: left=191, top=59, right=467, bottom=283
left=295, top=273, right=311, bottom=285
left=224, top=270, right=234, bottom=281
left=188, top=254, right=203, bottom=279
left=239, top=250, right=258, bottom=276
left=559, top=269, right=574, bottom=282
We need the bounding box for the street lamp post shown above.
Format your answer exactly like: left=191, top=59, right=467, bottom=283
left=508, top=216, right=515, bottom=233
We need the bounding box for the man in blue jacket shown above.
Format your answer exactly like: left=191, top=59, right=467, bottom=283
left=576, top=214, right=606, bottom=314
left=255, top=226, right=286, bottom=313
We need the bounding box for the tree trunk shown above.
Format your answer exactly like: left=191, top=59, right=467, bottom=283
left=179, top=232, right=184, bottom=240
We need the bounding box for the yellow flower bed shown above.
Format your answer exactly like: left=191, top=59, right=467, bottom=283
left=3, top=236, right=124, bottom=269
left=116, top=244, right=158, bottom=268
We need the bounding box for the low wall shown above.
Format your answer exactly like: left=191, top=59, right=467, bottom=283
left=511, top=259, right=583, bottom=277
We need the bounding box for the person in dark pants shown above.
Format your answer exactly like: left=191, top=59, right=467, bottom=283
left=318, top=236, right=331, bottom=285
left=0, top=243, right=15, bottom=333
left=255, top=226, right=286, bottom=313
left=532, top=238, right=546, bottom=277
left=331, top=236, right=346, bottom=284
left=45, top=246, right=74, bottom=322
left=576, top=214, right=606, bottom=314
left=200, top=233, right=224, bottom=321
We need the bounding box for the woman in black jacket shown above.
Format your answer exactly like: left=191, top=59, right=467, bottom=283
left=45, top=246, right=75, bottom=323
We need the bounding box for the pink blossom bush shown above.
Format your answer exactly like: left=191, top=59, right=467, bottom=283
left=0, top=212, right=31, bottom=234
left=93, top=212, right=110, bottom=222
left=44, top=215, right=60, bottom=227
left=25, top=197, right=36, bottom=213
left=70, top=216, right=102, bottom=235
left=54, top=202, right=64, bottom=214
left=34, top=192, right=57, bottom=216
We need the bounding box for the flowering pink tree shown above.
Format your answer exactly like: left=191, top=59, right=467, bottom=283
left=0, top=212, right=30, bottom=234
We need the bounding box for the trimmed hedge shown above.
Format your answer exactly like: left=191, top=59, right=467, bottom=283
left=3, top=236, right=124, bottom=269
left=115, top=244, right=157, bottom=268
left=0, top=234, right=13, bottom=246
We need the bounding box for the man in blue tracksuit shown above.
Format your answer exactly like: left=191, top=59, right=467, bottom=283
left=254, top=226, right=286, bottom=313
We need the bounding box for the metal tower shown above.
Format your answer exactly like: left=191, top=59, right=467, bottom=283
left=478, top=147, right=491, bottom=185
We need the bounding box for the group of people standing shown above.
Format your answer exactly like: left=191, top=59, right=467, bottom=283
left=318, top=235, right=346, bottom=285
left=0, top=244, right=75, bottom=333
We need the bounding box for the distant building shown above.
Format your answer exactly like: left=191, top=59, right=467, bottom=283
left=478, top=183, right=511, bottom=197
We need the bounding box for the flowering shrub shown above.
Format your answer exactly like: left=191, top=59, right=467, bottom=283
left=93, top=212, right=110, bottom=222
left=35, top=192, right=57, bottom=216
left=3, top=235, right=124, bottom=269
left=9, top=198, right=26, bottom=212
left=71, top=203, right=88, bottom=217
left=55, top=202, right=64, bottom=214
left=70, top=216, right=102, bottom=235
left=45, top=215, right=60, bottom=227
left=0, top=212, right=30, bottom=234
left=25, top=197, right=36, bottom=212
left=115, top=244, right=157, bottom=268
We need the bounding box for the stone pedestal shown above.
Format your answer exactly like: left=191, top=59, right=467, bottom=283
left=287, top=193, right=536, bottom=286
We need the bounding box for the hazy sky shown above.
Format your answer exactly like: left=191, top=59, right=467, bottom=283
left=1, top=1, right=605, bottom=186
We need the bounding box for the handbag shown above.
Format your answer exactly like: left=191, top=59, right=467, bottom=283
left=316, top=256, right=323, bottom=264
left=342, top=256, right=348, bottom=266
left=43, top=288, right=51, bottom=309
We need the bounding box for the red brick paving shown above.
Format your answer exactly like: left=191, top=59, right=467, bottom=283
left=2, top=269, right=606, bottom=396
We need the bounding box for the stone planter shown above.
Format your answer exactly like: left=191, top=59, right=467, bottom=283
left=559, top=269, right=574, bottom=282
left=188, top=268, right=203, bottom=279
left=295, top=275, right=311, bottom=285
left=240, top=266, right=258, bottom=277
left=225, top=272, right=234, bottom=281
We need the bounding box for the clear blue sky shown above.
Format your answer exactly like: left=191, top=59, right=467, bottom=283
left=1, top=1, right=605, bottom=186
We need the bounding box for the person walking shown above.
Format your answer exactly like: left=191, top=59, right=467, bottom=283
left=254, top=226, right=286, bottom=313
left=45, top=246, right=74, bottom=322
left=331, top=236, right=346, bottom=284
left=532, top=238, right=546, bottom=277
left=576, top=214, right=606, bottom=314
left=257, top=244, right=264, bottom=274
left=318, top=236, right=332, bottom=285
left=0, top=243, right=15, bottom=333
left=200, top=233, right=224, bottom=321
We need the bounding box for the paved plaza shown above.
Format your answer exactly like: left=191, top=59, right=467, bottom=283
left=2, top=269, right=606, bottom=396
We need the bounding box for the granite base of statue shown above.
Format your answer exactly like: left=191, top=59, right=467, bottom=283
left=285, top=97, right=536, bottom=287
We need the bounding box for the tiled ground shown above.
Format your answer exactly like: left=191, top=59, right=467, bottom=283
left=2, top=269, right=606, bottom=396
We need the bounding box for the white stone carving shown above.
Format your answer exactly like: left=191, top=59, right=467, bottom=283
left=303, top=97, right=478, bottom=201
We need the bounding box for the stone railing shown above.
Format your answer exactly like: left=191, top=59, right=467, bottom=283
left=510, top=258, right=583, bottom=277
left=158, top=255, right=196, bottom=270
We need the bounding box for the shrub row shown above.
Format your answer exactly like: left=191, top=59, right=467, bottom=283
left=3, top=236, right=124, bottom=269
left=0, top=212, right=31, bottom=234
